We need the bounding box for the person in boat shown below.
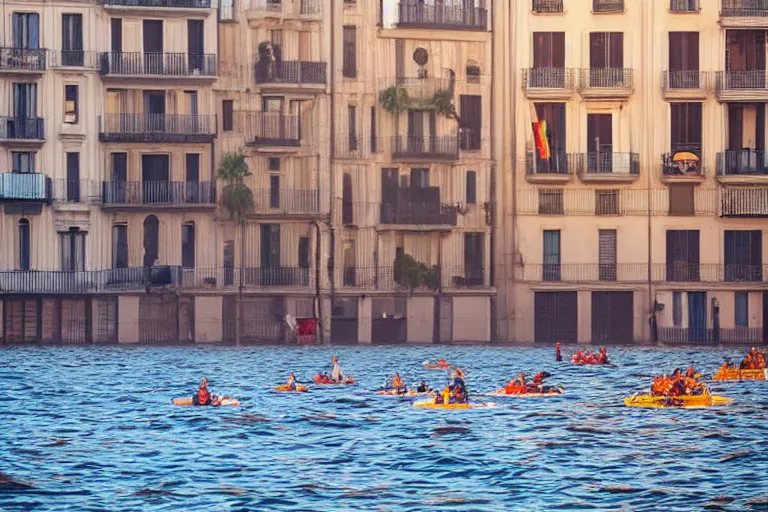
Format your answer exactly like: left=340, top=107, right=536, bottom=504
left=720, top=358, right=735, bottom=373
left=192, top=378, right=216, bottom=406
left=596, top=347, right=609, bottom=364
left=742, top=347, right=767, bottom=370
left=416, top=381, right=432, bottom=393
left=449, top=370, right=467, bottom=399
left=555, top=342, right=562, bottom=362
left=330, top=355, right=345, bottom=383
left=287, top=373, right=298, bottom=391
left=571, top=350, right=584, bottom=364
left=529, top=371, right=553, bottom=393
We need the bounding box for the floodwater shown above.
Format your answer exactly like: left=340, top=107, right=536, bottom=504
left=1, top=345, right=767, bottom=512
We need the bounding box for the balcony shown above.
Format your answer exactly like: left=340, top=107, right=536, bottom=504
left=0, top=117, right=45, bottom=145
left=662, top=70, right=709, bottom=100
left=518, top=263, right=768, bottom=284
left=99, top=0, right=214, bottom=15
left=716, top=150, right=768, bottom=184
left=391, top=135, right=459, bottom=161
left=670, top=0, right=700, bottom=12
left=525, top=150, right=574, bottom=184
left=661, top=149, right=706, bottom=184
left=251, top=188, right=323, bottom=218
left=49, top=50, right=101, bottom=70
left=580, top=68, right=634, bottom=98
left=99, top=52, right=217, bottom=80
left=720, top=1, right=768, bottom=28
left=99, top=114, right=216, bottom=143
left=720, top=187, right=768, bottom=217
left=101, top=181, right=216, bottom=210
left=245, top=113, right=301, bottom=149
left=0, top=173, right=52, bottom=203
left=379, top=187, right=458, bottom=229
left=592, top=0, right=624, bottom=12
left=0, top=48, right=47, bottom=74
left=577, top=152, right=640, bottom=183
left=715, top=70, right=768, bottom=101
left=378, top=77, right=456, bottom=109
left=254, top=60, right=327, bottom=90
left=523, top=68, right=576, bottom=100
left=532, top=0, right=564, bottom=13
left=395, top=0, right=488, bottom=31
left=244, top=0, right=323, bottom=19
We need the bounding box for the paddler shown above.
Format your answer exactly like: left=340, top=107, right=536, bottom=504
left=449, top=369, right=467, bottom=400
left=192, top=378, right=214, bottom=406
left=287, top=373, right=297, bottom=391
left=529, top=371, right=551, bottom=392
left=596, top=347, right=609, bottom=364
left=555, top=342, right=562, bottom=362
left=416, top=381, right=432, bottom=393
left=330, top=355, right=345, bottom=383
left=391, top=373, right=405, bottom=392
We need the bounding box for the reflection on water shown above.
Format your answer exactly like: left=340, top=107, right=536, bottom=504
left=1, top=345, right=767, bottom=511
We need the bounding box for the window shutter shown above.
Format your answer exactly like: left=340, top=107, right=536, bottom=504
left=466, top=171, right=476, bottom=204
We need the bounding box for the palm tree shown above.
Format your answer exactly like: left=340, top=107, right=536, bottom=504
left=216, top=151, right=254, bottom=344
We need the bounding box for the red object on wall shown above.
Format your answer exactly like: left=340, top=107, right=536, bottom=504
left=297, top=318, right=317, bottom=344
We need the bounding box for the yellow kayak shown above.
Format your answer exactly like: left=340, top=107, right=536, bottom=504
left=624, top=393, right=732, bottom=409
left=713, top=368, right=767, bottom=381
left=273, top=384, right=308, bottom=392
left=413, top=399, right=496, bottom=409
left=172, top=397, right=241, bottom=406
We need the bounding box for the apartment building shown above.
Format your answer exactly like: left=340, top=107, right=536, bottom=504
left=496, top=0, right=768, bottom=345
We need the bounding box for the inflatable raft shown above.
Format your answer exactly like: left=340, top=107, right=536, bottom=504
left=172, top=397, right=241, bottom=406
left=413, top=399, right=496, bottom=410
left=713, top=368, right=767, bottom=381
left=313, top=376, right=356, bottom=385
left=482, top=388, right=564, bottom=397
left=423, top=363, right=452, bottom=370
left=273, top=384, right=308, bottom=392
left=623, top=392, right=732, bottom=409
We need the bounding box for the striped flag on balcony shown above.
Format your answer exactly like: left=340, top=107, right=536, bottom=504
left=533, top=120, right=551, bottom=160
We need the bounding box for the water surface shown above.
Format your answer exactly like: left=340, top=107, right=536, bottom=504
left=1, top=345, right=767, bottom=511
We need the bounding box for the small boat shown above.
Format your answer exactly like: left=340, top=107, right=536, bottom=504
left=413, top=399, right=496, bottom=410
left=374, top=389, right=428, bottom=397
left=624, top=390, right=732, bottom=409
left=423, top=361, right=452, bottom=370
left=713, top=368, right=767, bottom=381
left=273, top=384, right=309, bottom=392
left=482, top=387, right=564, bottom=397
left=172, top=397, right=241, bottom=407
left=313, top=375, right=356, bottom=385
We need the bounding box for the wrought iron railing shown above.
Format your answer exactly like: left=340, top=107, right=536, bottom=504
left=254, top=60, right=327, bottom=84
left=101, top=181, right=216, bottom=205
left=100, top=52, right=217, bottom=76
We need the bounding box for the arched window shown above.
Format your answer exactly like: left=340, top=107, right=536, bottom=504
left=182, top=222, right=195, bottom=269
left=143, top=215, right=159, bottom=267
left=18, top=219, right=30, bottom=271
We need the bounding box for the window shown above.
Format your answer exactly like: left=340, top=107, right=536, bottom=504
left=668, top=32, right=700, bottom=88
left=222, top=100, right=233, bottom=131
left=182, top=222, right=195, bottom=269
left=343, top=240, right=356, bottom=286
left=186, top=153, right=200, bottom=202
left=13, top=83, right=38, bottom=120
left=370, top=107, right=377, bottom=153
left=410, top=168, right=429, bottom=188
left=18, top=219, right=30, bottom=271
left=670, top=103, right=702, bottom=154
left=464, top=233, right=485, bottom=286
left=267, top=157, right=280, bottom=171
left=61, top=227, right=86, bottom=272
left=735, top=292, right=749, bottom=327
left=724, top=230, right=762, bottom=281
left=62, top=14, right=84, bottom=66
left=532, top=32, right=565, bottom=69
left=459, top=95, right=482, bottom=150
left=532, top=103, right=567, bottom=173
left=539, top=189, right=564, bottom=215
left=672, top=291, right=683, bottom=327
left=12, top=152, right=35, bottom=173
left=111, top=18, right=122, bottom=53
left=342, top=173, right=353, bottom=224
left=595, top=190, right=619, bottom=215
left=12, top=13, right=40, bottom=49
left=598, top=229, right=617, bottom=281
left=112, top=224, right=128, bottom=269
left=466, top=64, right=481, bottom=83
left=64, top=85, right=79, bottom=124
left=543, top=230, right=561, bottom=281
left=666, top=230, right=700, bottom=281
left=590, top=32, right=624, bottom=69
left=587, top=113, right=613, bottom=171
left=466, top=171, right=477, bottom=204
left=269, top=175, right=280, bottom=208
left=348, top=105, right=358, bottom=151
left=343, top=26, right=357, bottom=78
left=66, top=152, right=81, bottom=202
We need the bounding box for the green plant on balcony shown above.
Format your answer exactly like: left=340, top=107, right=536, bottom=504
left=379, top=86, right=411, bottom=113
left=431, top=88, right=460, bottom=122
left=394, top=252, right=440, bottom=291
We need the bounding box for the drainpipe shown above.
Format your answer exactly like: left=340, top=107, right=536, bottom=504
left=311, top=220, right=323, bottom=344
left=506, top=0, right=517, bottom=343
left=489, top=6, right=496, bottom=342
left=327, top=0, right=336, bottom=344
left=644, top=0, right=654, bottom=344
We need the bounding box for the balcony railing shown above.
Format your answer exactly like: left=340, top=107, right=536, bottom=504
left=0, top=47, right=47, bottom=71
left=518, top=263, right=768, bottom=283
left=532, top=0, right=564, bottom=13
left=254, top=60, right=327, bottom=85
left=720, top=0, right=768, bottom=17
left=251, top=188, right=321, bottom=215
left=396, top=0, right=488, bottom=30
left=379, top=77, right=456, bottom=106
left=662, top=147, right=704, bottom=176
left=102, top=181, right=216, bottom=206
left=670, top=0, right=700, bottom=12
left=380, top=201, right=458, bottom=226
left=524, top=68, right=575, bottom=90
left=579, top=152, right=640, bottom=175
left=0, top=173, right=52, bottom=202
left=716, top=150, right=768, bottom=177
left=99, top=114, right=216, bottom=142
left=720, top=187, right=768, bottom=217
left=663, top=70, right=708, bottom=90
left=716, top=70, right=768, bottom=91
left=49, top=50, right=101, bottom=69
left=245, top=113, right=301, bottom=146
left=526, top=150, right=573, bottom=176
left=581, top=68, right=633, bottom=89
left=100, top=0, right=212, bottom=7
left=245, top=0, right=323, bottom=15
left=592, top=0, right=624, bottom=12
left=392, top=135, right=459, bottom=160
left=0, top=117, right=45, bottom=141
left=100, top=52, right=216, bottom=77
left=52, top=179, right=100, bottom=203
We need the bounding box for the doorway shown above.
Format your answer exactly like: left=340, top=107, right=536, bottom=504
left=143, top=20, right=163, bottom=74
left=687, top=291, right=707, bottom=342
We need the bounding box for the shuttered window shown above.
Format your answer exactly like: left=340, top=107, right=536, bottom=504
left=724, top=230, right=762, bottom=281
left=598, top=229, right=617, bottom=281
left=735, top=292, right=749, bottom=327
left=222, top=100, right=233, bottom=131
left=669, top=32, right=699, bottom=72
left=343, top=26, right=357, bottom=78
left=669, top=183, right=695, bottom=216
left=464, top=233, right=484, bottom=286
left=466, top=171, right=476, bottom=204
left=590, top=32, right=623, bottom=68
left=370, top=107, right=377, bottom=153
left=112, top=224, right=128, bottom=269
left=670, top=103, right=702, bottom=153
left=182, top=222, right=195, bottom=269
left=532, top=32, right=565, bottom=68
left=66, top=152, right=81, bottom=202
left=666, top=230, right=700, bottom=281
left=459, top=95, right=482, bottom=150
left=543, top=230, right=561, bottom=281
left=348, top=105, right=357, bottom=151
left=342, top=173, right=353, bottom=224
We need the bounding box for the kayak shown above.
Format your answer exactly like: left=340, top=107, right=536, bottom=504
left=273, top=384, right=308, bottom=392
left=482, top=388, right=564, bottom=397
left=374, top=389, right=428, bottom=397
left=423, top=362, right=452, bottom=370
left=713, top=368, right=767, bottom=381
left=623, top=393, right=732, bottom=409
left=172, top=397, right=241, bottom=406
left=313, top=376, right=356, bottom=385
left=413, top=399, right=497, bottom=409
